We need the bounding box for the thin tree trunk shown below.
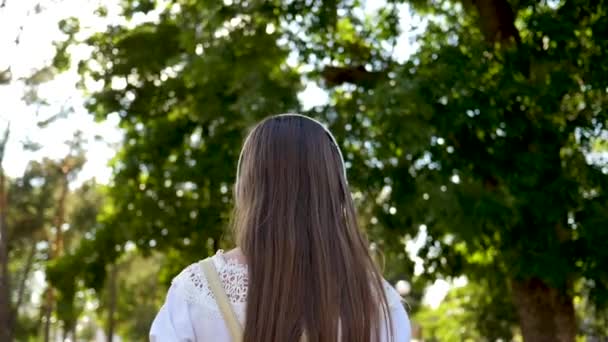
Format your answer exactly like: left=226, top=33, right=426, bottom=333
left=62, top=325, right=70, bottom=342
left=213, top=238, right=219, bottom=253
left=0, top=183, right=11, bottom=342
left=0, top=127, right=12, bottom=342
left=107, top=263, right=118, bottom=342
left=71, top=320, right=77, bottom=342
left=53, top=172, right=69, bottom=257
left=37, top=301, right=45, bottom=336
left=50, top=320, right=57, bottom=342
left=43, top=288, right=53, bottom=342
left=14, top=241, right=35, bottom=315
left=43, top=161, right=70, bottom=342
left=511, top=277, right=576, bottom=342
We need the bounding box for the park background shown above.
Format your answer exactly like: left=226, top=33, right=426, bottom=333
left=1, top=0, right=608, bottom=341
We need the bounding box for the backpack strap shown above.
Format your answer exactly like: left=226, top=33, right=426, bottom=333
left=200, top=258, right=243, bottom=342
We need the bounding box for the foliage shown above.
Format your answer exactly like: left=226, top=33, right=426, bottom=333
left=52, top=0, right=608, bottom=339
left=3, top=126, right=99, bottom=339
left=0, top=3, right=93, bottom=337
left=98, top=253, right=165, bottom=340
left=576, top=279, right=608, bottom=339
left=415, top=280, right=518, bottom=341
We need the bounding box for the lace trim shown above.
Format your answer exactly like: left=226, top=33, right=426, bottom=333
left=172, top=251, right=248, bottom=320
left=172, top=250, right=403, bottom=319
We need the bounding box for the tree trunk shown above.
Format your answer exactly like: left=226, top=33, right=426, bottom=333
left=43, top=288, right=53, bottom=342
left=63, top=323, right=74, bottom=342
left=469, top=0, right=521, bottom=44
left=0, top=193, right=11, bottom=342
left=71, top=320, right=77, bottom=341
left=42, top=161, right=71, bottom=342
left=0, top=131, right=12, bottom=342
left=107, top=263, right=118, bottom=342
left=53, top=172, right=69, bottom=257
left=14, top=241, right=35, bottom=315
left=511, top=277, right=576, bottom=342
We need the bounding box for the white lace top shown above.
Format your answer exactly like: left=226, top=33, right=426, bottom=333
left=150, top=251, right=411, bottom=341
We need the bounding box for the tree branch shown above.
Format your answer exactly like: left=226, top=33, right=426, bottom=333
left=469, top=0, right=521, bottom=45
left=321, top=65, right=386, bottom=88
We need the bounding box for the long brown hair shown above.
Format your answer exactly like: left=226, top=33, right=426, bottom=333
left=233, top=114, right=392, bottom=342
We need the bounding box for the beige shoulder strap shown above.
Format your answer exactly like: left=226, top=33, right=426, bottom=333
left=201, top=257, right=308, bottom=342
left=201, top=258, right=243, bottom=342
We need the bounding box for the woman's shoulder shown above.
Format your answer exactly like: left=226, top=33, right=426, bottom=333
left=171, top=250, right=249, bottom=307
left=381, top=279, right=406, bottom=309
left=170, top=250, right=403, bottom=310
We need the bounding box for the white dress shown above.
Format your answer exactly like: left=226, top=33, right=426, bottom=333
left=150, top=251, right=411, bottom=341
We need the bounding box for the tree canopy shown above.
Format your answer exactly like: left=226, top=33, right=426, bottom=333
left=47, top=0, right=608, bottom=340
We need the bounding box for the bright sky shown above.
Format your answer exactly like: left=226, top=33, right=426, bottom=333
left=0, top=0, right=124, bottom=185
left=1, top=0, right=456, bottom=308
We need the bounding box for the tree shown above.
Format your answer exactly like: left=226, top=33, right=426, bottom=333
left=98, top=253, right=165, bottom=341
left=0, top=0, right=74, bottom=338
left=415, top=280, right=518, bottom=341
left=53, top=0, right=302, bottom=287
left=357, top=2, right=608, bottom=341
left=3, top=156, right=81, bottom=340
left=7, top=158, right=60, bottom=341
left=1, top=130, right=89, bottom=340
left=52, top=177, right=103, bottom=340
left=54, top=0, right=608, bottom=340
